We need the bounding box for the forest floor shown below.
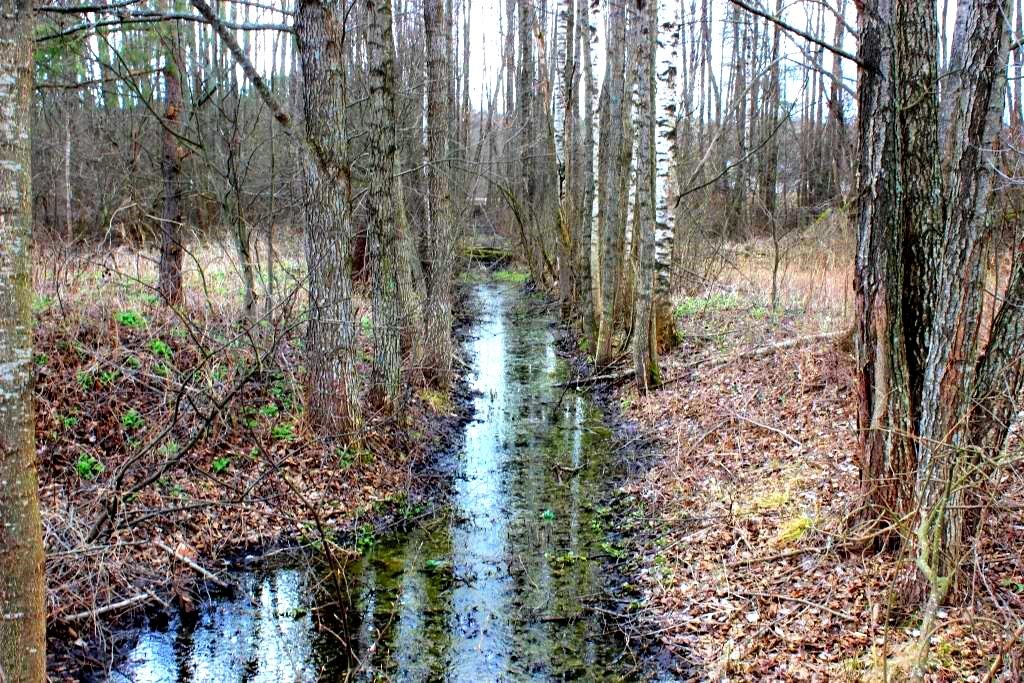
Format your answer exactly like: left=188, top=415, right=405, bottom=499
left=617, top=237, right=1024, bottom=681
left=33, top=240, right=475, bottom=678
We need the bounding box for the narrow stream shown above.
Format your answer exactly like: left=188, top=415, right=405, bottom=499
left=119, top=282, right=630, bottom=681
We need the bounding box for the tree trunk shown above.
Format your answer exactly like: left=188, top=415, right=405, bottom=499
left=296, top=0, right=361, bottom=434
left=555, top=0, right=576, bottom=315
left=594, top=0, right=627, bottom=366
left=158, top=8, right=186, bottom=306
left=517, top=0, right=545, bottom=285
left=917, top=0, right=1011, bottom=586
left=366, top=0, right=403, bottom=410
left=577, top=0, right=597, bottom=344
left=854, top=0, right=1013, bottom=597
left=632, top=0, right=658, bottom=391
left=0, top=2, right=47, bottom=679
left=423, top=0, right=457, bottom=385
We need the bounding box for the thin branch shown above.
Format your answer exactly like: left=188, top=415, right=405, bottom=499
left=727, top=0, right=865, bottom=69
left=189, top=0, right=295, bottom=131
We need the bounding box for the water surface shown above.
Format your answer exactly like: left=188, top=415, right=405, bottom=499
left=119, top=283, right=630, bottom=681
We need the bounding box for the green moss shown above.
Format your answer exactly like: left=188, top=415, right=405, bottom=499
left=419, top=387, right=451, bottom=414
left=775, top=514, right=813, bottom=545
left=493, top=268, right=529, bottom=284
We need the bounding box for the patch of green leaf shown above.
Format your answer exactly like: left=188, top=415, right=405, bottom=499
left=211, top=456, right=231, bottom=474
left=33, top=294, right=54, bottom=314
left=355, top=523, right=375, bottom=554
left=74, top=453, right=103, bottom=480
left=600, top=541, right=625, bottom=559
left=673, top=292, right=742, bottom=318
left=114, top=309, right=147, bottom=328
left=423, top=558, right=450, bottom=573
left=148, top=338, right=173, bottom=360
left=271, top=422, right=296, bottom=441
left=76, top=371, right=94, bottom=391
left=120, top=408, right=144, bottom=431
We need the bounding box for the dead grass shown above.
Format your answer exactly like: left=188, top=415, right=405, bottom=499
left=620, top=237, right=1024, bottom=681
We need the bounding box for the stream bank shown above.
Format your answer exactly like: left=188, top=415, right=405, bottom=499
left=106, top=280, right=653, bottom=681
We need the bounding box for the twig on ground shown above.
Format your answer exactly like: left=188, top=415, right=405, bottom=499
left=662, top=331, right=845, bottom=386
left=728, top=411, right=802, bottom=448
left=731, top=589, right=855, bottom=622
left=981, top=620, right=1024, bottom=683
left=155, top=540, right=230, bottom=589
left=62, top=593, right=153, bottom=623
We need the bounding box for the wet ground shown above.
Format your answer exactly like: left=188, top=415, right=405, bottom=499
left=117, top=282, right=634, bottom=681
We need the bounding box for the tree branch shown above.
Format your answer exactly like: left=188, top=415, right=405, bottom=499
left=727, top=0, right=865, bottom=70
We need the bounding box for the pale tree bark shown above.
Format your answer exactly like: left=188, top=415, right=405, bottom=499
left=423, top=0, right=457, bottom=385
left=653, top=0, right=677, bottom=354
left=632, top=0, right=658, bottom=391
left=917, top=0, right=1011, bottom=586
left=0, top=2, right=46, bottom=679
left=554, top=0, right=576, bottom=313
left=503, top=0, right=516, bottom=186
left=594, top=0, right=627, bottom=366
left=295, top=0, right=362, bottom=434
left=365, top=0, right=403, bottom=409
left=158, top=5, right=186, bottom=306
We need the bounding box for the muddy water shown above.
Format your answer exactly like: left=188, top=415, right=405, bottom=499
left=119, top=283, right=630, bottom=681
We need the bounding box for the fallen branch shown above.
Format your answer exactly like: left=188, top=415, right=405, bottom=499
left=729, top=411, right=802, bottom=448
left=155, top=541, right=230, bottom=589
left=61, top=593, right=152, bottom=623
left=732, top=589, right=855, bottom=622
left=728, top=546, right=826, bottom=568
left=554, top=369, right=634, bottom=389
left=981, top=620, right=1024, bottom=683
left=663, top=330, right=846, bottom=387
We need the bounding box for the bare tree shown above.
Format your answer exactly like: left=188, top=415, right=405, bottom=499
left=157, top=2, right=186, bottom=305
left=423, top=0, right=458, bottom=385
left=295, top=0, right=362, bottom=433
left=632, top=0, right=658, bottom=390
left=0, top=2, right=46, bottom=679
left=594, top=0, right=627, bottom=366
left=365, top=0, right=403, bottom=409
left=853, top=0, right=1015, bottom=599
